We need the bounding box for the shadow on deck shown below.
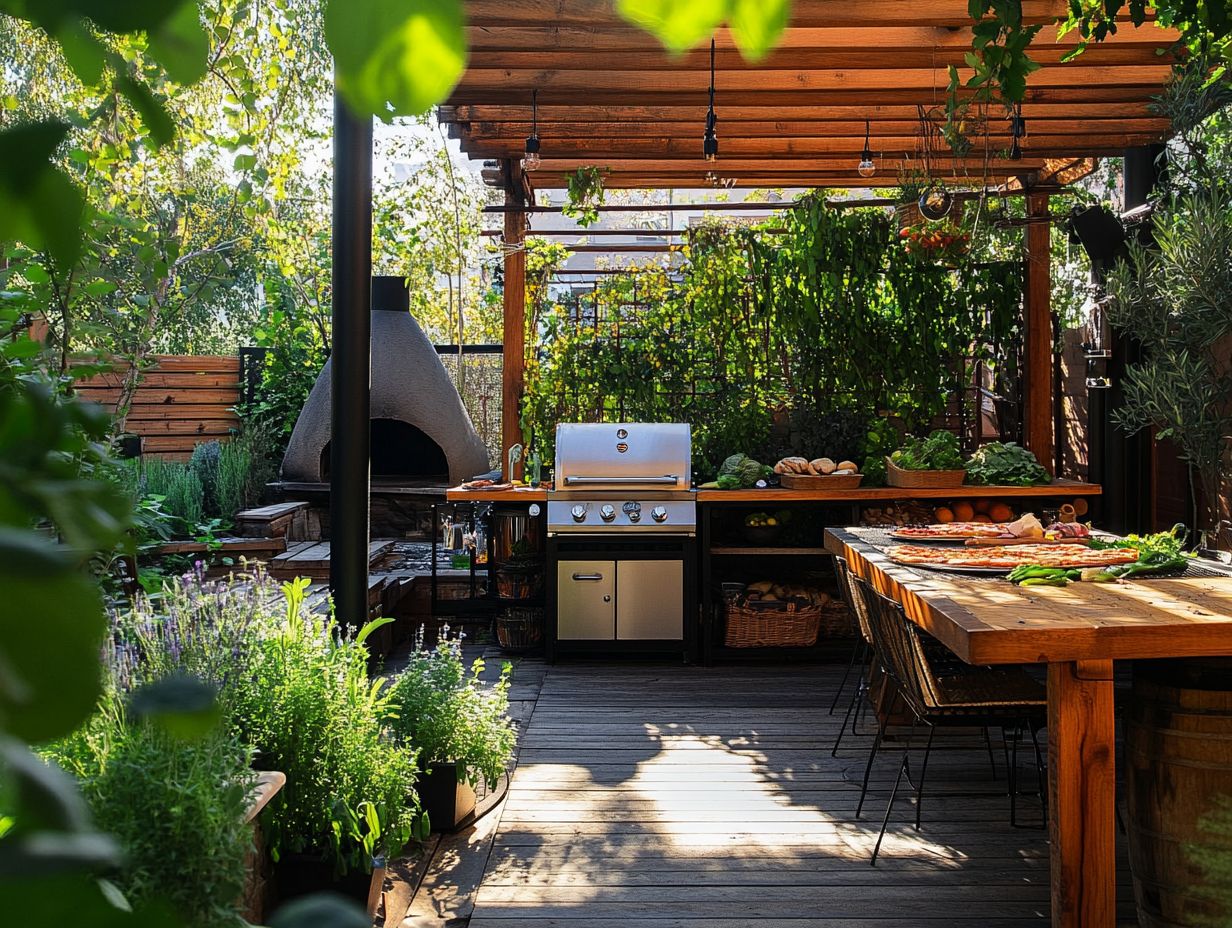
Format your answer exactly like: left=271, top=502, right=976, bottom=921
left=396, top=661, right=1135, bottom=927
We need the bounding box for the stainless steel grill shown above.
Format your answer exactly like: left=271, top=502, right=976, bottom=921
left=547, top=423, right=695, bottom=534
left=546, top=422, right=697, bottom=658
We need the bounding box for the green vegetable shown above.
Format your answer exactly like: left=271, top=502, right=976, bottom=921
left=716, top=474, right=742, bottom=490
left=1009, top=564, right=1076, bottom=585
left=1090, top=551, right=1191, bottom=583
left=717, top=453, right=772, bottom=489
left=1088, top=524, right=1190, bottom=560
left=965, top=441, right=1050, bottom=487
left=890, top=430, right=965, bottom=471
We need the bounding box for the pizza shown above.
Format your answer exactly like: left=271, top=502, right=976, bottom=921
left=887, top=542, right=1139, bottom=571
left=891, top=522, right=1011, bottom=540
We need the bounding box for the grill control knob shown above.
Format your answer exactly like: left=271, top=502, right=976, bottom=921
left=570, top=505, right=587, bottom=523
left=651, top=506, right=669, bottom=523
left=600, top=504, right=616, bottom=522
left=628, top=509, right=641, bottom=523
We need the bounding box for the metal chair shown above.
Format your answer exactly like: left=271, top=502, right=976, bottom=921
left=851, top=576, right=1047, bottom=865
left=829, top=557, right=875, bottom=755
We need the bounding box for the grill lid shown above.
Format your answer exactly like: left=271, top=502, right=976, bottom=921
left=554, top=423, right=691, bottom=491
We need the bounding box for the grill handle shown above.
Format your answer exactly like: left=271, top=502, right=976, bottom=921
left=571, top=572, right=605, bottom=582
left=562, top=475, right=682, bottom=486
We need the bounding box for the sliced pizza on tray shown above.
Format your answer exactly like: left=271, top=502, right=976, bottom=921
left=887, top=542, right=1139, bottom=572
left=890, top=522, right=1010, bottom=541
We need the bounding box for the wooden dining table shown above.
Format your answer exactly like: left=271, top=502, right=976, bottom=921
left=824, top=526, right=1232, bottom=928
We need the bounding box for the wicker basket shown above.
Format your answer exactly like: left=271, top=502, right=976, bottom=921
left=724, top=599, right=824, bottom=648
left=885, top=457, right=967, bottom=489
left=780, top=472, right=863, bottom=490
left=495, top=562, right=543, bottom=600
left=495, top=607, right=544, bottom=653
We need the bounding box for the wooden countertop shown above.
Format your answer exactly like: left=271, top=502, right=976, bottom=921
left=696, top=479, right=1101, bottom=503
left=446, top=479, right=1101, bottom=504
left=445, top=486, right=548, bottom=502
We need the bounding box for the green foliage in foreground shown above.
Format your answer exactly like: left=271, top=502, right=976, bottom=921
left=46, top=708, right=254, bottom=928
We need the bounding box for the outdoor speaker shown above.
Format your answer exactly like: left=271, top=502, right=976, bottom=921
left=1066, top=206, right=1127, bottom=264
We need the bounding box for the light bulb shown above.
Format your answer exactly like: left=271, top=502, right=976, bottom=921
left=857, top=156, right=876, bottom=178
left=523, top=135, right=541, bottom=171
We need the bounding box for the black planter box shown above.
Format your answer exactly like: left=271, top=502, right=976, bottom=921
left=419, top=761, right=477, bottom=833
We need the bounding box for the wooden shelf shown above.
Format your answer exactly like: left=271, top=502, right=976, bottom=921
left=697, top=479, right=1101, bottom=503
left=709, top=546, right=829, bottom=556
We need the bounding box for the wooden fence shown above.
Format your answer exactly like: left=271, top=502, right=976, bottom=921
left=75, top=355, right=242, bottom=461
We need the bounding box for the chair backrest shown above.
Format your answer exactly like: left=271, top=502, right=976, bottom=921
left=858, top=581, right=942, bottom=715
left=832, top=556, right=874, bottom=646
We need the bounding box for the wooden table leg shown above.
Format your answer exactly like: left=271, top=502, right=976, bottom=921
left=1048, top=659, right=1116, bottom=928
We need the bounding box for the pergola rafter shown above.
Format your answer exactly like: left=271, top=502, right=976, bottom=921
left=442, top=0, right=1179, bottom=190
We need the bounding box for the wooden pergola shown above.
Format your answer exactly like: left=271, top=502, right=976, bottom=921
left=387, top=6, right=1180, bottom=928
left=437, top=0, right=1178, bottom=484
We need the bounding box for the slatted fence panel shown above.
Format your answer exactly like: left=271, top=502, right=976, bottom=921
left=75, top=355, right=242, bottom=460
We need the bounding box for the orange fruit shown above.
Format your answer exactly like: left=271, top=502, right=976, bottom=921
left=951, top=501, right=975, bottom=522
left=973, top=498, right=992, bottom=514
left=972, top=514, right=994, bottom=523
left=988, top=503, right=1014, bottom=522
left=933, top=507, right=955, bottom=524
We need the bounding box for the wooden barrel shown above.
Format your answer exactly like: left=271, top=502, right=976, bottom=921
left=1125, top=659, right=1232, bottom=928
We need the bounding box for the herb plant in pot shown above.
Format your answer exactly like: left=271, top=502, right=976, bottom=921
left=387, top=634, right=516, bottom=833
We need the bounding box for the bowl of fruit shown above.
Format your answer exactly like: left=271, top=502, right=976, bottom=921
left=742, top=510, right=787, bottom=544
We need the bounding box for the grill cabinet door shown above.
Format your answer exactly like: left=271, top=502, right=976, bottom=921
left=556, top=560, right=616, bottom=640
left=616, top=559, right=684, bottom=640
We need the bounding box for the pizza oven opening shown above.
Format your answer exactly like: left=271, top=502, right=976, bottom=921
left=319, top=418, right=450, bottom=484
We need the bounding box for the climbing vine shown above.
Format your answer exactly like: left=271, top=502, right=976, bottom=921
left=522, top=199, right=1023, bottom=476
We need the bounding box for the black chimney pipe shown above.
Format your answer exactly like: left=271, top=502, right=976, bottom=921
left=329, top=84, right=373, bottom=630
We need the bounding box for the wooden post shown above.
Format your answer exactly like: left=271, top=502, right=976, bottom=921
left=1048, top=659, right=1116, bottom=928
left=1024, top=192, right=1054, bottom=473
left=502, top=165, right=527, bottom=477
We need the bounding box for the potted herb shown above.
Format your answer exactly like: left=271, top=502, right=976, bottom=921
left=386, top=633, right=516, bottom=832
left=885, top=429, right=967, bottom=488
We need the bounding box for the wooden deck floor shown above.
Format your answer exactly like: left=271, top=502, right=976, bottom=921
left=451, top=662, right=1135, bottom=928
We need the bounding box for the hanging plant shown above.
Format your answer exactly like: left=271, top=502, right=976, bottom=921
left=562, top=166, right=607, bottom=227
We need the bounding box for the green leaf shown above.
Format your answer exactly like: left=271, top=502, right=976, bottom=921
left=0, top=122, right=84, bottom=264
left=145, top=1, right=209, bottom=86
left=114, top=73, right=175, bottom=147
left=0, top=531, right=105, bottom=742
left=55, top=19, right=107, bottom=86
left=354, top=615, right=394, bottom=645
left=269, top=892, right=370, bottom=928
left=325, top=0, right=466, bottom=120
left=84, top=279, right=117, bottom=297
left=616, top=0, right=727, bottom=53
left=127, top=674, right=221, bottom=740
left=728, top=0, right=790, bottom=60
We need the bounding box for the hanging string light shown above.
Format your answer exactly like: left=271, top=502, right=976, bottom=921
left=857, top=119, right=876, bottom=178
left=1008, top=104, right=1026, bottom=161
left=703, top=38, right=718, bottom=162
left=523, top=89, right=541, bottom=171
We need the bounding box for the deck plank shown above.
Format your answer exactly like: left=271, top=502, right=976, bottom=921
left=463, top=662, right=1137, bottom=927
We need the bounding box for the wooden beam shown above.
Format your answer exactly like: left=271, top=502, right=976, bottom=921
left=457, top=118, right=1172, bottom=140
left=459, top=134, right=1160, bottom=159
left=1024, top=191, right=1054, bottom=473
left=441, top=101, right=1162, bottom=123
left=448, top=65, right=1171, bottom=96
left=459, top=43, right=1173, bottom=72
left=502, top=163, right=527, bottom=477
left=465, top=23, right=1178, bottom=52
left=1047, top=660, right=1117, bottom=928
left=463, top=0, right=1138, bottom=29
left=446, top=84, right=1168, bottom=107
